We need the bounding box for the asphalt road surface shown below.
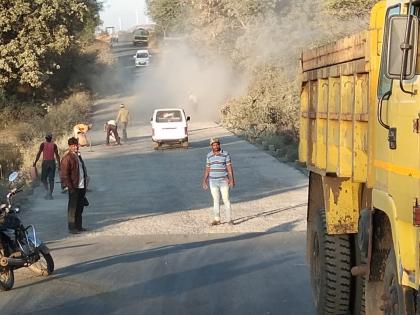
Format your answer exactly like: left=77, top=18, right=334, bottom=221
left=0, top=41, right=315, bottom=315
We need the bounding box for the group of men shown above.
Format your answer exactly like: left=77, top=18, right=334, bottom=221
left=33, top=135, right=88, bottom=234
left=32, top=103, right=131, bottom=234
left=32, top=104, right=236, bottom=234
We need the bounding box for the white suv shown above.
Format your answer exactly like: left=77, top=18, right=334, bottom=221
left=151, top=109, right=190, bottom=149
left=133, top=49, right=150, bottom=67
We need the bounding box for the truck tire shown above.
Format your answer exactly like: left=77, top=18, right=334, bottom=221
left=352, top=236, right=365, bottom=315
left=381, top=247, right=415, bottom=315
left=309, top=209, right=351, bottom=314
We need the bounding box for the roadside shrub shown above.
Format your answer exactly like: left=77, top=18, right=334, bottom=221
left=221, top=63, right=300, bottom=141
left=42, top=91, right=92, bottom=137
left=0, top=91, right=93, bottom=176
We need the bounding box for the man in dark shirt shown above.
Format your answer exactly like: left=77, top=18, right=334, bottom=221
left=33, top=133, right=60, bottom=200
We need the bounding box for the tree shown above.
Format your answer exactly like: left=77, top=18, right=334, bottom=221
left=324, top=0, right=378, bottom=18
left=0, top=0, right=102, bottom=93
left=146, top=0, right=185, bottom=37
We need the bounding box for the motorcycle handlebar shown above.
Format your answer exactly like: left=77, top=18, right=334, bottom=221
left=9, top=187, right=23, bottom=195
left=6, top=187, right=22, bottom=205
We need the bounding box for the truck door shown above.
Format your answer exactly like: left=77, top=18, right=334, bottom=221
left=375, top=3, right=420, bottom=288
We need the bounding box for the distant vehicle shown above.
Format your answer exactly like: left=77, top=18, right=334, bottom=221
left=133, top=50, right=150, bottom=67
left=131, top=24, right=163, bottom=52
left=132, top=28, right=149, bottom=47
left=151, top=109, right=190, bottom=149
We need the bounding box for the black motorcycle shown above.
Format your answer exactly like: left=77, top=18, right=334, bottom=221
left=0, top=171, right=54, bottom=290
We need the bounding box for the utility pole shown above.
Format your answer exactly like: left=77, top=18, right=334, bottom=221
left=118, top=17, right=122, bottom=30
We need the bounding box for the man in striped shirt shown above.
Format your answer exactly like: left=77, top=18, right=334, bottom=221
left=202, top=138, right=235, bottom=225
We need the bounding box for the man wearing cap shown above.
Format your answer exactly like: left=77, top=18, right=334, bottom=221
left=116, top=104, right=131, bottom=141
left=33, top=134, right=61, bottom=200
left=202, top=138, right=235, bottom=225
left=60, top=137, right=88, bottom=234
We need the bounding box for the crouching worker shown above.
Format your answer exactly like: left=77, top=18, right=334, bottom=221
left=73, top=123, right=92, bottom=147
left=104, top=120, right=121, bottom=145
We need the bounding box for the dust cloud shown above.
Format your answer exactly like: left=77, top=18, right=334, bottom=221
left=130, top=42, right=247, bottom=123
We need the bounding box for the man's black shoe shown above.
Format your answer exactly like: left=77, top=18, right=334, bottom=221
left=78, top=227, right=88, bottom=232
left=69, top=229, right=80, bottom=234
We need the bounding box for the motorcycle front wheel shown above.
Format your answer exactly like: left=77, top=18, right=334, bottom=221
left=0, top=267, right=14, bottom=291
left=29, top=250, right=54, bottom=276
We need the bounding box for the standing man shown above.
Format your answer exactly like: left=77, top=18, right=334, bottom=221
left=116, top=104, right=130, bottom=141
left=33, top=133, right=60, bottom=200
left=60, top=137, right=88, bottom=234
left=104, top=119, right=121, bottom=145
left=188, top=92, right=198, bottom=112
left=202, top=138, right=235, bottom=225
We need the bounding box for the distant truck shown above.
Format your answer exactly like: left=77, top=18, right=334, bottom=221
left=300, top=1, right=420, bottom=314
left=132, top=25, right=163, bottom=52
left=132, top=28, right=149, bottom=47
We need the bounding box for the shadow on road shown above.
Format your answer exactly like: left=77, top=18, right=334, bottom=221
left=10, top=226, right=312, bottom=314
left=233, top=203, right=307, bottom=225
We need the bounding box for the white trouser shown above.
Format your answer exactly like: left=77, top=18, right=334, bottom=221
left=209, top=179, right=231, bottom=221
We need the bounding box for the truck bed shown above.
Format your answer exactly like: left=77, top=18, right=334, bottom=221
left=299, top=31, right=370, bottom=183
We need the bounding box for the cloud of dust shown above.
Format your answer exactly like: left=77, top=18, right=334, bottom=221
left=130, top=42, right=248, bottom=123
left=91, top=0, right=370, bottom=127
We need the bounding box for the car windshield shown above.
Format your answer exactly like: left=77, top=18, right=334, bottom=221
left=156, top=110, right=183, bottom=123
left=136, top=53, right=148, bottom=58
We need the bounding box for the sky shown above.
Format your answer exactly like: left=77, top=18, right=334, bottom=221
left=100, top=0, right=149, bottom=30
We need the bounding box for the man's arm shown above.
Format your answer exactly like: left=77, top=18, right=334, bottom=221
left=116, top=111, right=121, bottom=123
left=227, top=164, right=235, bottom=187
left=54, top=144, right=61, bottom=170
left=202, top=166, right=210, bottom=190
left=60, top=155, right=73, bottom=192
left=33, top=143, right=44, bottom=166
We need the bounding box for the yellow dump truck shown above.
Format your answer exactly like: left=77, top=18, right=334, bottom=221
left=299, top=1, right=420, bottom=314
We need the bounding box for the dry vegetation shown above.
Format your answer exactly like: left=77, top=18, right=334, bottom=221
left=0, top=1, right=107, bottom=179
left=0, top=40, right=115, bottom=177
left=147, top=0, right=377, bottom=161
left=0, top=91, right=94, bottom=176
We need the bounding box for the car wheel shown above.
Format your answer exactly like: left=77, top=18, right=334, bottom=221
left=154, top=142, right=161, bottom=150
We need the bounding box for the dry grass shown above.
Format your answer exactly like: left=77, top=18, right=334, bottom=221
left=0, top=91, right=93, bottom=178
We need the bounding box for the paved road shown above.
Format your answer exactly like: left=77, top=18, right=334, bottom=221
left=0, top=41, right=314, bottom=314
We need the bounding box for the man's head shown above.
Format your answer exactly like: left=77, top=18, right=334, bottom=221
left=210, top=138, right=221, bottom=152
left=45, top=133, right=53, bottom=142
left=68, top=137, right=79, bottom=152
left=120, top=104, right=125, bottom=108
